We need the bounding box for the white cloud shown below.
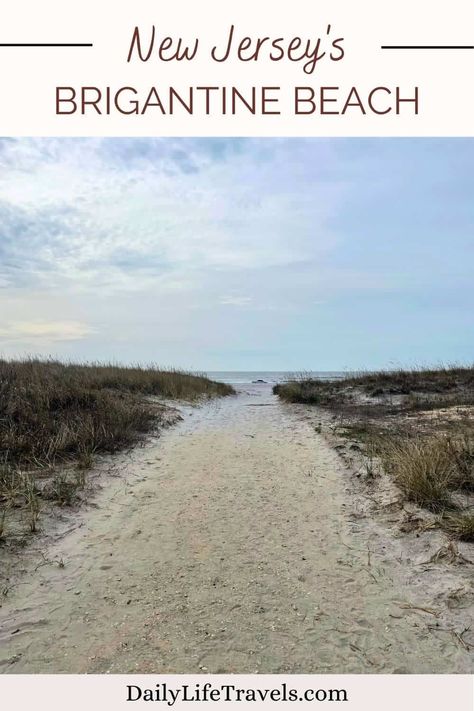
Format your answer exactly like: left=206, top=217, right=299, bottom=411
left=0, top=320, right=94, bottom=342
left=0, top=138, right=342, bottom=294
left=219, top=296, right=252, bottom=307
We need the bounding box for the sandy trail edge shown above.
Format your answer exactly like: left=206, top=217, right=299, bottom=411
left=0, top=384, right=472, bottom=673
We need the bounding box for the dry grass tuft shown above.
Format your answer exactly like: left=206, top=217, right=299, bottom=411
left=273, top=379, right=329, bottom=405
left=379, top=437, right=456, bottom=512
left=447, top=435, right=474, bottom=492
left=441, top=513, right=474, bottom=542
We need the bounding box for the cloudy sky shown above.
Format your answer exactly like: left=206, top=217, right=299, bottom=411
left=0, top=137, right=472, bottom=371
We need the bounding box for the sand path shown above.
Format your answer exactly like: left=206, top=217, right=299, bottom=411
left=0, top=384, right=469, bottom=672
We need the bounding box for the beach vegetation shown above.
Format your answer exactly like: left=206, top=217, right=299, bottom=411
left=274, top=366, right=474, bottom=540
left=0, top=358, right=233, bottom=540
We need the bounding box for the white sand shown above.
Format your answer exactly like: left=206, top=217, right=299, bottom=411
left=0, top=383, right=472, bottom=672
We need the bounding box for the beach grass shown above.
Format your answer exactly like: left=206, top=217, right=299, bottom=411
left=273, top=365, right=474, bottom=404
left=441, top=512, right=474, bottom=542
left=0, top=357, right=233, bottom=469
left=274, top=366, right=474, bottom=539
left=0, top=358, right=233, bottom=539
left=378, top=436, right=457, bottom=512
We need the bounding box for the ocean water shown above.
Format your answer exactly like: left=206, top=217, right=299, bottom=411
left=205, top=371, right=346, bottom=385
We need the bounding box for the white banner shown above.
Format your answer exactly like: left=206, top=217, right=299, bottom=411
left=0, top=0, right=473, bottom=135
left=0, top=674, right=472, bottom=710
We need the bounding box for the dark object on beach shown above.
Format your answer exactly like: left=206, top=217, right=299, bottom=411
left=253, top=379, right=267, bottom=383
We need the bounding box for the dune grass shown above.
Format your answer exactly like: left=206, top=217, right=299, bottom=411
left=0, top=358, right=232, bottom=469
left=0, top=358, right=233, bottom=539
left=274, top=365, right=474, bottom=403
left=330, top=365, right=474, bottom=394
left=441, top=512, right=474, bottom=542
left=378, top=437, right=458, bottom=512
left=274, top=366, right=474, bottom=541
